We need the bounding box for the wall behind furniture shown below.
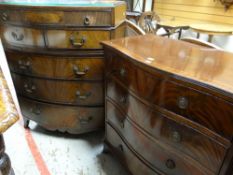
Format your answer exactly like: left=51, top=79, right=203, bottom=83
left=131, top=0, right=231, bottom=52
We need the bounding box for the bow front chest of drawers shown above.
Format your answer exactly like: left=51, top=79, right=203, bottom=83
left=0, top=0, right=126, bottom=133
left=102, top=35, right=233, bottom=175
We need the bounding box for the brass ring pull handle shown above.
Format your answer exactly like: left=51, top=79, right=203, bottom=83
left=30, top=107, right=41, bottom=115
left=171, top=131, right=182, bottom=143
left=18, top=60, right=31, bottom=71
left=83, top=16, right=90, bottom=26
left=1, top=12, right=8, bottom=21
left=166, top=159, right=176, bottom=169
left=24, top=83, right=36, bottom=94
left=70, top=36, right=86, bottom=47
left=11, top=31, right=24, bottom=41
left=79, top=116, right=93, bottom=125
left=76, top=91, right=92, bottom=100
left=177, top=96, right=188, bottom=109
left=73, top=65, right=89, bottom=76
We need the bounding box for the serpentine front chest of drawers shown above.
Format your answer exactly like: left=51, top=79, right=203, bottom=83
left=0, top=0, right=126, bottom=133
left=102, top=35, right=233, bottom=175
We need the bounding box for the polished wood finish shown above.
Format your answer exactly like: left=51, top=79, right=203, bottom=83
left=12, top=73, right=104, bottom=106
left=102, top=34, right=233, bottom=175
left=20, top=97, right=104, bottom=134
left=0, top=1, right=126, bottom=133
left=6, top=52, right=104, bottom=80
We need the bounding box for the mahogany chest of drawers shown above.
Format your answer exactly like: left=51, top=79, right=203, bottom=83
left=102, top=35, right=233, bottom=175
left=0, top=1, right=126, bottom=133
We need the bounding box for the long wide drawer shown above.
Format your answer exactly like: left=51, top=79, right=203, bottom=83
left=6, top=52, right=104, bottom=80
left=106, top=124, right=159, bottom=175
left=106, top=99, right=225, bottom=174
left=0, top=3, right=126, bottom=27
left=19, top=97, right=104, bottom=134
left=46, top=30, right=110, bottom=49
left=106, top=102, right=214, bottom=175
left=12, top=73, right=104, bottom=106
left=106, top=53, right=233, bottom=140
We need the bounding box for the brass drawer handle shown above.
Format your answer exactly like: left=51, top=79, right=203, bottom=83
left=73, top=65, right=89, bottom=76
left=166, top=159, right=176, bottom=169
left=118, top=144, right=124, bottom=152
left=30, top=106, right=41, bottom=115
left=18, top=60, right=31, bottom=71
left=177, top=96, right=188, bottom=109
left=119, top=68, right=126, bottom=77
left=1, top=12, right=8, bottom=21
left=24, top=83, right=36, bottom=94
left=120, top=119, right=125, bottom=128
left=70, top=36, right=86, bottom=47
left=76, top=91, right=92, bottom=100
left=119, top=96, right=127, bottom=104
left=79, top=116, right=93, bottom=124
left=11, top=31, right=24, bottom=41
left=83, top=16, right=90, bottom=26
left=171, top=131, right=182, bottom=143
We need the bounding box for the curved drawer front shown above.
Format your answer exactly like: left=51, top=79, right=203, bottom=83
left=106, top=54, right=233, bottom=140
left=19, top=97, right=104, bottom=134
left=7, top=52, right=104, bottom=80
left=2, top=26, right=44, bottom=47
left=12, top=74, right=103, bottom=105
left=46, top=30, right=110, bottom=49
left=106, top=102, right=214, bottom=175
left=106, top=124, right=159, bottom=175
left=106, top=98, right=225, bottom=173
left=0, top=10, right=112, bottom=26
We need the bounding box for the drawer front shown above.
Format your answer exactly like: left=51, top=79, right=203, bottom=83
left=19, top=97, right=104, bottom=134
left=46, top=30, right=110, bottom=49
left=106, top=102, right=214, bottom=175
left=106, top=54, right=233, bottom=140
left=2, top=26, right=44, bottom=47
left=12, top=74, right=103, bottom=105
left=106, top=124, right=159, bottom=175
left=7, top=52, right=104, bottom=80
left=106, top=97, right=225, bottom=173
left=0, top=10, right=112, bottom=26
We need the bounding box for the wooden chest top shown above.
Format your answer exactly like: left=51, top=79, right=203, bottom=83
left=102, top=34, right=233, bottom=101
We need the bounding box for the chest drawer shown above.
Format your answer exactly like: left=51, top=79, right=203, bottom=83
left=106, top=124, right=159, bottom=175
left=106, top=55, right=233, bottom=140
left=19, top=97, right=104, bottom=134
left=0, top=5, right=125, bottom=26
left=46, top=30, right=110, bottom=49
left=12, top=73, right=103, bottom=106
left=1, top=26, right=44, bottom=48
left=106, top=103, right=214, bottom=175
left=6, top=52, right=104, bottom=80
left=106, top=98, right=226, bottom=174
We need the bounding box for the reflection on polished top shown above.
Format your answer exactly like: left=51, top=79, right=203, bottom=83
left=102, top=34, right=233, bottom=96
left=0, top=0, right=121, bottom=7
left=0, top=69, right=19, bottom=133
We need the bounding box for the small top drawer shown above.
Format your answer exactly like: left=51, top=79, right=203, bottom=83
left=46, top=30, right=110, bottom=49
left=106, top=54, right=233, bottom=141
left=1, top=26, right=44, bottom=48
left=6, top=52, right=104, bottom=80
